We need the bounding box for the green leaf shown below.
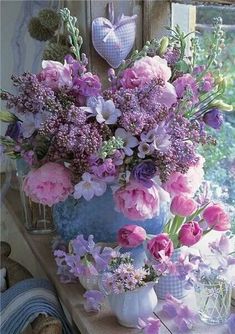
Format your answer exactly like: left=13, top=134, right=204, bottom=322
left=187, top=203, right=209, bottom=222
left=0, top=110, right=19, bottom=123
left=175, top=60, right=189, bottom=73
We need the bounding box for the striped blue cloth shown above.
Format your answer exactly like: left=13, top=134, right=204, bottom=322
left=0, top=278, right=72, bottom=334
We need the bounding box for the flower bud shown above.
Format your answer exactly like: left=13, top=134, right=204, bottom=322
left=209, top=100, right=233, bottom=112
left=0, top=111, right=19, bottom=123
left=159, top=36, right=169, bottom=56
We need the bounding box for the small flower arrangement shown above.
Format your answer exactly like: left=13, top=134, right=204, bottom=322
left=0, top=10, right=232, bottom=224
left=102, top=253, right=160, bottom=294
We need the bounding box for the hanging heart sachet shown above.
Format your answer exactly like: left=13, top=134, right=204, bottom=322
left=92, top=3, right=137, bottom=68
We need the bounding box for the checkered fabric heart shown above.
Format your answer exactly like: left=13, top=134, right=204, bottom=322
left=92, top=14, right=137, bottom=68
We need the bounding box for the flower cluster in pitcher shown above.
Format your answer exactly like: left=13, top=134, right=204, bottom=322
left=0, top=11, right=232, bottom=223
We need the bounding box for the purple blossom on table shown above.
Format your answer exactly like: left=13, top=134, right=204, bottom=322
left=162, top=294, right=197, bottom=333
left=73, top=172, right=107, bottom=201
left=227, top=313, right=235, bottom=334
left=174, top=253, right=195, bottom=282
left=174, top=305, right=197, bottom=332
left=162, top=294, right=183, bottom=318
left=83, top=290, right=105, bottom=313
left=138, top=317, right=161, bottom=334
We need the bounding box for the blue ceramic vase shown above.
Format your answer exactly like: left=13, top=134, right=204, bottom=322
left=53, top=187, right=167, bottom=242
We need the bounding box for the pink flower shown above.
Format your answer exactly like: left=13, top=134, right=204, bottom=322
left=131, top=56, right=172, bottom=87
left=23, top=162, right=73, bottom=207
left=178, top=221, right=203, bottom=246
left=147, top=233, right=174, bottom=261
left=157, top=82, right=177, bottom=108
left=163, top=155, right=205, bottom=197
left=203, top=204, right=231, bottom=231
left=170, top=195, right=197, bottom=217
left=173, top=73, right=199, bottom=103
left=117, top=224, right=147, bottom=248
left=38, top=60, right=73, bottom=90
left=73, top=72, right=101, bottom=97
left=120, top=68, right=141, bottom=89
left=114, top=181, right=160, bottom=221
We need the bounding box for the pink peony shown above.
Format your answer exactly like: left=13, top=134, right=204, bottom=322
left=202, top=204, right=231, bottom=231
left=173, top=74, right=199, bottom=103
left=120, top=68, right=141, bottom=89
left=157, top=82, right=177, bottom=108
left=163, top=155, right=205, bottom=197
left=23, top=162, right=73, bottom=207
left=114, top=181, right=160, bottom=221
left=178, top=221, right=203, bottom=246
left=131, top=56, right=172, bottom=87
left=147, top=233, right=174, bottom=260
left=38, top=60, right=73, bottom=90
left=117, top=224, right=147, bottom=248
left=170, top=195, right=197, bottom=217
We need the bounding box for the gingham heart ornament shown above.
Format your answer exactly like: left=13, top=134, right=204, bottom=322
left=92, top=5, right=137, bottom=68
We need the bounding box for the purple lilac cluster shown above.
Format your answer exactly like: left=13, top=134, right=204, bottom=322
left=0, top=73, right=61, bottom=114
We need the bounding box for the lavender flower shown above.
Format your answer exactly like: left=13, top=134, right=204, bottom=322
left=73, top=172, right=107, bottom=201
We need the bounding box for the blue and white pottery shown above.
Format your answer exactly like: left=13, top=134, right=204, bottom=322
left=53, top=187, right=167, bottom=242
left=155, top=248, right=188, bottom=300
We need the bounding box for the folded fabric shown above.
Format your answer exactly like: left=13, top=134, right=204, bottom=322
left=0, top=278, right=72, bottom=334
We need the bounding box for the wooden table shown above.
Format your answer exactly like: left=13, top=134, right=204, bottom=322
left=3, top=187, right=234, bottom=334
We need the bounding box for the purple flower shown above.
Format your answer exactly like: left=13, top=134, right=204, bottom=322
left=162, top=294, right=183, bottom=318
left=131, top=160, right=156, bottom=188
left=162, top=294, right=196, bottom=332
left=203, top=109, right=223, bottom=129
left=138, top=317, right=161, bottom=334
left=83, top=290, right=105, bottom=312
left=173, top=74, right=199, bottom=104
left=73, top=72, right=101, bottom=97
left=227, top=313, right=235, bottom=334
left=174, top=305, right=197, bottom=332
left=5, top=121, right=22, bottom=141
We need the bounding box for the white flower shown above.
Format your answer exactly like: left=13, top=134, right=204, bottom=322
left=141, top=124, right=170, bottom=153
left=21, top=111, right=50, bottom=138
left=73, top=172, right=107, bottom=201
left=81, top=97, right=121, bottom=125
left=115, top=128, right=138, bottom=156
left=96, top=99, right=121, bottom=124
left=138, top=142, right=153, bottom=158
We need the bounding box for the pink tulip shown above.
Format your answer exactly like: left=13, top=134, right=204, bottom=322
left=147, top=233, right=174, bottom=260
left=178, top=221, right=203, bottom=246
left=170, top=195, right=197, bottom=217
left=203, top=204, right=231, bottom=231
left=117, top=225, right=147, bottom=248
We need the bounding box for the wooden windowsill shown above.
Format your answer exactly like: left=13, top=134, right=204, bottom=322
left=3, top=184, right=234, bottom=334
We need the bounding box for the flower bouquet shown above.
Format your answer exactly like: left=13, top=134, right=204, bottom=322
left=0, top=9, right=232, bottom=241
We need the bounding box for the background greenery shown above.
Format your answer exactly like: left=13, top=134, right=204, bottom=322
left=196, top=6, right=235, bottom=232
